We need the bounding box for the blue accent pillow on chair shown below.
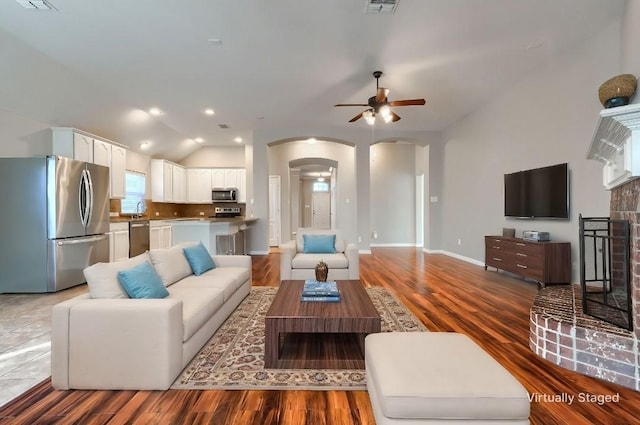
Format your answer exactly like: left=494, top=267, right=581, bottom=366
left=183, top=242, right=216, bottom=275
left=117, top=261, right=169, bottom=299
left=303, top=234, right=336, bottom=253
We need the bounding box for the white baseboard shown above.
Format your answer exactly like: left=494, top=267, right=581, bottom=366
left=358, top=249, right=372, bottom=254
left=249, top=250, right=270, bottom=255
left=371, top=243, right=417, bottom=247
left=422, top=248, right=484, bottom=267
left=441, top=250, right=485, bottom=267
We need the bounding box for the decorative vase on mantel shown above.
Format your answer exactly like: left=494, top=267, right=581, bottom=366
left=598, top=74, right=637, bottom=108
left=315, top=260, right=328, bottom=282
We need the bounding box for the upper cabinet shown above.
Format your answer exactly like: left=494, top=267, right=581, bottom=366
left=185, top=167, right=247, bottom=204
left=73, top=132, right=93, bottom=163
left=51, top=128, right=127, bottom=199
left=151, top=159, right=186, bottom=203
left=110, top=145, right=127, bottom=199
left=186, top=168, right=213, bottom=203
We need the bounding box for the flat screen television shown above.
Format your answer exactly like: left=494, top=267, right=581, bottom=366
left=504, top=163, right=569, bottom=219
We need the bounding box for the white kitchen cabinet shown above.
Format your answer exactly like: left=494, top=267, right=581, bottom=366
left=212, top=168, right=226, bottom=188
left=150, top=221, right=172, bottom=249
left=172, top=165, right=186, bottom=203
left=109, top=222, right=129, bottom=262
left=93, top=139, right=111, bottom=168
left=151, top=159, right=174, bottom=202
left=224, top=169, right=239, bottom=189
left=52, top=128, right=94, bottom=163
left=51, top=127, right=127, bottom=198
left=73, top=132, right=93, bottom=163
left=110, top=145, right=127, bottom=198
left=210, top=168, right=247, bottom=203
left=187, top=168, right=213, bottom=203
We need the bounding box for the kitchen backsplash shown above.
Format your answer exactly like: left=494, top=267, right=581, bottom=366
left=109, top=199, right=245, bottom=219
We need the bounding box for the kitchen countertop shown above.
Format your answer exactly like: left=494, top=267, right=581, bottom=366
left=110, top=216, right=258, bottom=224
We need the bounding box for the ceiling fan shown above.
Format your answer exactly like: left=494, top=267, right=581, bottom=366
left=334, top=71, right=426, bottom=124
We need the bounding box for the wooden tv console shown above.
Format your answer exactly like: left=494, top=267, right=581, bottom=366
left=484, top=236, right=571, bottom=287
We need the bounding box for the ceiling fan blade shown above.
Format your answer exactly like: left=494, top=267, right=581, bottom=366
left=376, top=87, right=389, bottom=103
left=390, top=111, right=401, bottom=122
left=335, top=103, right=368, bottom=107
left=348, top=111, right=365, bottom=122
left=389, top=99, right=426, bottom=106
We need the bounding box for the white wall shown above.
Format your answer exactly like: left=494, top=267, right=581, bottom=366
left=622, top=0, right=640, bottom=104
left=268, top=139, right=357, bottom=245
left=440, top=23, right=621, bottom=280
left=179, top=146, right=245, bottom=168
left=0, top=109, right=53, bottom=157
left=370, top=143, right=417, bottom=245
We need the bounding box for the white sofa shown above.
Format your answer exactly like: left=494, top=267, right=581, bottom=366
left=280, top=228, right=359, bottom=281
left=51, top=242, right=251, bottom=390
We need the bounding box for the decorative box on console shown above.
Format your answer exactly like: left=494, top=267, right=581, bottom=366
left=587, top=103, right=640, bottom=190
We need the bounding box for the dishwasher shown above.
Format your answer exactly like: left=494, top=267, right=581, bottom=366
left=129, top=219, right=150, bottom=257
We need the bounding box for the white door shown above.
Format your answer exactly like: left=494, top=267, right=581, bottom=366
left=312, top=192, right=331, bottom=229
left=268, top=175, right=281, bottom=246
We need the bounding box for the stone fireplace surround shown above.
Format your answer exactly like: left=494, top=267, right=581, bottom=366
left=529, top=178, right=640, bottom=391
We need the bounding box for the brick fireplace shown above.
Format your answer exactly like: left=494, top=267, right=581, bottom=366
left=529, top=179, right=640, bottom=391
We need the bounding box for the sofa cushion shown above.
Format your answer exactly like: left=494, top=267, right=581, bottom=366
left=167, top=286, right=224, bottom=342
left=84, top=253, right=151, bottom=299
left=183, top=242, right=216, bottom=275
left=303, top=234, right=336, bottom=253
left=291, top=253, right=349, bottom=269
left=148, top=245, right=193, bottom=286
left=296, top=228, right=345, bottom=253
left=173, top=273, right=237, bottom=302
left=201, top=267, right=250, bottom=290
left=117, top=261, right=169, bottom=299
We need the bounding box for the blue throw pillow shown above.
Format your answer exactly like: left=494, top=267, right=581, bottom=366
left=303, top=234, right=336, bottom=253
left=183, top=242, right=216, bottom=276
left=117, top=261, right=169, bottom=299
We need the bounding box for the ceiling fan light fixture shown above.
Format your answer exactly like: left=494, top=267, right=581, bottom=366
left=363, top=110, right=375, bottom=125
left=379, top=105, right=392, bottom=123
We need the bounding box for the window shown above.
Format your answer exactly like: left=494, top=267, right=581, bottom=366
left=121, top=171, right=146, bottom=214
left=312, top=181, right=329, bottom=192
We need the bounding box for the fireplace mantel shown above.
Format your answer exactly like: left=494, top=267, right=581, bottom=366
left=587, top=103, right=640, bottom=190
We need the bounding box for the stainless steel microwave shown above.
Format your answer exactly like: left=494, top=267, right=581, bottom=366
left=212, top=188, right=238, bottom=202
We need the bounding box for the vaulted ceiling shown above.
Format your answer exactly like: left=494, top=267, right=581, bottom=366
left=0, top=0, right=626, bottom=161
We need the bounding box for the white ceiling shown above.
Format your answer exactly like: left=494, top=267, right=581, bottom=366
left=0, top=0, right=626, bottom=161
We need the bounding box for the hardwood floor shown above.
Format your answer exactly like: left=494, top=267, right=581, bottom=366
left=1, top=248, right=639, bottom=424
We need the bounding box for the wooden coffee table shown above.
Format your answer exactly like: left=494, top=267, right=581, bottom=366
left=264, top=280, right=381, bottom=369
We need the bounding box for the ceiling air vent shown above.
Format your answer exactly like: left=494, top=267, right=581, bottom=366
left=364, top=0, right=398, bottom=14
left=16, top=0, right=57, bottom=10
left=218, top=124, right=230, bottom=129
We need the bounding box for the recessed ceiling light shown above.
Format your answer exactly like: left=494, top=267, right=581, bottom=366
left=234, top=137, right=243, bottom=143
left=207, top=38, right=223, bottom=45
left=194, top=137, right=204, bottom=143
left=149, top=107, right=162, bottom=116
left=139, top=140, right=152, bottom=149
left=204, top=108, right=215, bottom=116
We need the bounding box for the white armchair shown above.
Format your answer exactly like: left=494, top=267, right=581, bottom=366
left=279, top=228, right=359, bottom=281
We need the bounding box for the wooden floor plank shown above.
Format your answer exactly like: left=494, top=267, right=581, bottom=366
left=1, top=248, right=639, bottom=424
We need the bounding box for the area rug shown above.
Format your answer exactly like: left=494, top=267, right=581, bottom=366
left=171, top=286, right=427, bottom=390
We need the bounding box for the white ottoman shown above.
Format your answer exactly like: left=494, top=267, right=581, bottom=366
left=365, top=332, right=530, bottom=424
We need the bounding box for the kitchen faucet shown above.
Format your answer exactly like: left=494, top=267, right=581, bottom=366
left=136, top=201, right=145, bottom=218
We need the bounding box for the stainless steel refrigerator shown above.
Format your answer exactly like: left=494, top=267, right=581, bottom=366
left=0, top=156, right=110, bottom=293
